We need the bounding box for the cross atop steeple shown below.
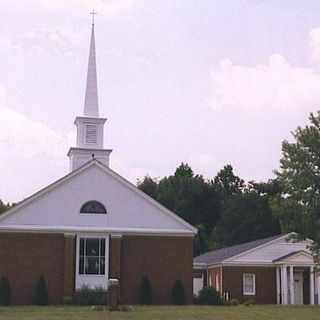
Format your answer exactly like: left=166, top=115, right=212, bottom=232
left=90, top=9, right=97, bottom=25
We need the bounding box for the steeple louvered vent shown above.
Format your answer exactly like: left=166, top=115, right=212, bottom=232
left=85, top=124, right=97, bottom=145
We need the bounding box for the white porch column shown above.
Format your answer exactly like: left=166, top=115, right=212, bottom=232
left=290, top=266, right=294, bottom=305
left=310, top=266, right=315, bottom=305
left=317, top=274, right=320, bottom=305
left=282, top=266, right=288, bottom=305
left=276, top=267, right=281, bottom=304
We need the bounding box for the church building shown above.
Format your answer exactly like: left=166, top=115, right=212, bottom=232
left=0, top=20, right=196, bottom=304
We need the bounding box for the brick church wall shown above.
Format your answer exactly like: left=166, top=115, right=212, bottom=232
left=119, top=235, right=193, bottom=304
left=0, top=232, right=74, bottom=304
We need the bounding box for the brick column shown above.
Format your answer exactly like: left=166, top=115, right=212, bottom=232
left=109, top=235, right=122, bottom=279
left=63, top=233, right=76, bottom=298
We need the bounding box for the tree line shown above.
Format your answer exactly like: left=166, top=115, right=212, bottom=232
left=138, top=111, right=320, bottom=257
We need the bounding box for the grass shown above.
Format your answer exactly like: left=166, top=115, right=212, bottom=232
left=0, top=305, right=319, bottom=320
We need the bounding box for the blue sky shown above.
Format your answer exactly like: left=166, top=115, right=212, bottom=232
left=1, top=0, right=320, bottom=202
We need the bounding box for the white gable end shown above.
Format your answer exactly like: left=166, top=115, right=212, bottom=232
left=228, top=237, right=311, bottom=263
left=0, top=162, right=196, bottom=234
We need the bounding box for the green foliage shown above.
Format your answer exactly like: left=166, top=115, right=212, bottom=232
left=171, top=279, right=185, bottom=305
left=137, top=176, right=159, bottom=200
left=0, top=276, right=11, bottom=305
left=243, top=298, right=256, bottom=306
left=0, top=200, right=12, bottom=215
left=273, top=111, right=320, bottom=246
left=213, top=191, right=281, bottom=247
left=229, top=298, right=239, bottom=306
left=214, top=165, right=244, bottom=198
left=174, top=163, right=194, bottom=178
left=195, top=286, right=223, bottom=305
left=34, top=275, right=49, bottom=305
left=74, top=285, right=107, bottom=305
left=138, top=276, right=152, bottom=304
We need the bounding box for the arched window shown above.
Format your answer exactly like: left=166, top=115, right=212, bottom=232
left=80, top=201, right=106, bottom=214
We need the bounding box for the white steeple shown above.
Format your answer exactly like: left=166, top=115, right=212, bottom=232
left=68, top=15, right=112, bottom=171
left=84, top=22, right=99, bottom=117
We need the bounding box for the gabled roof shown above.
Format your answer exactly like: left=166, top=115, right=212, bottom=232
left=194, top=234, right=284, bottom=265
left=272, top=250, right=314, bottom=263
left=0, top=159, right=197, bottom=234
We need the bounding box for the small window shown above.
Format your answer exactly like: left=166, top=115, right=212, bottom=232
left=79, top=238, right=106, bottom=275
left=243, top=274, right=256, bottom=295
left=80, top=201, right=106, bottom=214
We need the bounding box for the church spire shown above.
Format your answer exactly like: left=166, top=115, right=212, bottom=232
left=68, top=14, right=112, bottom=172
left=84, top=14, right=99, bottom=117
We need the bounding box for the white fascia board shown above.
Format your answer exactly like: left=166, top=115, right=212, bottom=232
left=0, top=224, right=195, bottom=236
left=223, top=233, right=300, bottom=263
left=0, top=159, right=197, bottom=234
left=0, top=160, right=95, bottom=222
left=221, top=261, right=274, bottom=267
left=193, top=263, right=208, bottom=269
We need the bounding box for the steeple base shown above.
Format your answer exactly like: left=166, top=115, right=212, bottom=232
left=68, top=147, right=112, bottom=171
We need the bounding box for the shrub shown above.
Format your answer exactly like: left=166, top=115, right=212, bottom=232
left=243, top=298, right=256, bottom=306
left=74, top=285, right=107, bottom=305
left=229, top=298, right=239, bottom=306
left=62, top=296, right=74, bottom=305
left=171, top=279, right=185, bottom=305
left=138, top=276, right=152, bottom=304
left=0, top=276, right=11, bottom=305
left=196, top=286, right=223, bottom=305
left=34, top=275, right=49, bottom=305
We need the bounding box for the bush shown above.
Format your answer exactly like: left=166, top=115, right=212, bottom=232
left=171, top=279, right=185, bottom=305
left=138, top=276, right=152, bottom=304
left=229, top=298, right=239, bottom=306
left=243, top=298, right=256, bottom=306
left=34, top=275, right=49, bottom=305
left=196, top=286, right=223, bottom=305
left=74, top=285, right=107, bottom=305
left=0, top=276, right=11, bottom=305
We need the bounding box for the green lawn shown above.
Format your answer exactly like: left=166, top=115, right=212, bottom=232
left=0, top=305, right=319, bottom=320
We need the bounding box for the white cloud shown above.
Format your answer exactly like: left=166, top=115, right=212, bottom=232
left=0, top=107, right=70, bottom=203
left=208, top=54, right=320, bottom=113
left=36, top=0, right=137, bottom=18
left=309, top=28, right=320, bottom=60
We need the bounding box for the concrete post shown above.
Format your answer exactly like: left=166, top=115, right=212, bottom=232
left=108, top=278, right=120, bottom=311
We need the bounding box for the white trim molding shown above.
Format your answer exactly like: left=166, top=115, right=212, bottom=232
left=243, top=273, right=256, bottom=296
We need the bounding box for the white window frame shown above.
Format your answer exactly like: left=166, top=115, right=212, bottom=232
left=75, top=233, right=109, bottom=290
left=243, top=273, right=256, bottom=295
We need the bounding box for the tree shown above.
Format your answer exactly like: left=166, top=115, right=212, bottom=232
left=171, top=279, right=185, bottom=305
left=138, top=276, right=152, bottom=304
left=0, top=200, right=12, bottom=215
left=137, top=175, right=159, bottom=200
left=213, top=191, right=281, bottom=247
left=273, top=111, right=320, bottom=242
left=0, top=276, right=11, bottom=305
left=213, top=165, right=244, bottom=198
left=34, top=275, right=49, bottom=305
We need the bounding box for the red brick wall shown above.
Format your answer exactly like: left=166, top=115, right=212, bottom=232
left=208, top=267, right=221, bottom=291
left=0, top=232, right=72, bottom=304
left=222, top=266, right=276, bottom=304
left=120, top=235, right=193, bottom=304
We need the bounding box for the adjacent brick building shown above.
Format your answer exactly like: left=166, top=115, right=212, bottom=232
left=193, top=233, right=319, bottom=305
